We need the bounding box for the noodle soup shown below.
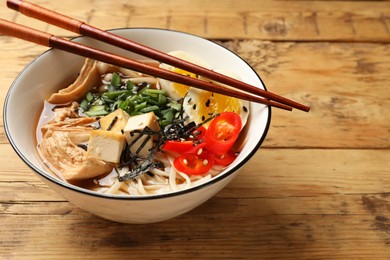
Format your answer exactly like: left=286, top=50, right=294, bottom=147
left=36, top=52, right=250, bottom=196
left=6, top=28, right=269, bottom=222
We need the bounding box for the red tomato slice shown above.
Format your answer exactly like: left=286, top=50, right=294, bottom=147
left=209, top=150, right=238, bottom=166
left=205, top=112, right=242, bottom=155
left=173, top=152, right=214, bottom=175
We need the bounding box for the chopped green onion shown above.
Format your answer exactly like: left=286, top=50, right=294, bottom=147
left=169, top=102, right=182, bottom=111
left=130, top=111, right=143, bottom=116
left=84, top=110, right=109, bottom=117
left=138, top=84, right=150, bottom=94
left=107, top=85, right=115, bottom=92
left=127, top=94, right=138, bottom=103
left=80, top=99, right=89, bottom=111
left=120, top=99, right=132, bottom=112
left=143, top=92, right=158, bottom=99
left=126, top=80, right=135, bottom=90
left=135, top=101, right=148, bottom=111
left=86, top=92, right=94, bottom=102
left=159, top=120, right=172, bottom=126
left=146, top=98, right=160, bottom=106
left=140, top=105, right=160, bottom=113
left=158, top=94, right=167, bottom=105
left=144, top=89, right=167, bottom=95
left=91, top=98, right=103, bottom=106
left=103, top=90, right=130, bottom=100
left=89, top=105, right=106, bottom=111
left=160, top=108, right=174, bottom=114
left=162, top=110, right=174, bottom=122
left=80, top=72, right=184, bottom=126
left=112, top=100, right=123, bottom=110
left=111, top=72, right=121, bottom=88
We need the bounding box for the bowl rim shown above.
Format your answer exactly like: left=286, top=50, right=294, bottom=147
left=3, top=27, right=271, bottom=201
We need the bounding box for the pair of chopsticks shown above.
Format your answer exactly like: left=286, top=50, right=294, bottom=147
left=1, top=0, right=310, bottom=112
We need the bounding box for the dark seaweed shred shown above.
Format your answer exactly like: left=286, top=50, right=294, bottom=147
left=118, top=125, right=166, bottom=181
left=119, top=147, right=164, bottom=182
left=77, top=144, right=88, bottom=151
left=106, top=116, right=118, bottom=131
left=117, top=110, right=219, bottom=182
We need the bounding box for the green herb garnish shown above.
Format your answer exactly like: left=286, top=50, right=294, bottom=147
left=80, top=72, right=182, bottom=125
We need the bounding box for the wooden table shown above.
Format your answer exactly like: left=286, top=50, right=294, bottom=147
left=1, top=0, right=390, bottom=259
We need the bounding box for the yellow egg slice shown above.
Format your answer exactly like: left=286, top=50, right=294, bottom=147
left=159, top=51, right=209, bottom=100
left=159, top=51, right=250, bottom=129
left=183, top=88, right=249, bottom=129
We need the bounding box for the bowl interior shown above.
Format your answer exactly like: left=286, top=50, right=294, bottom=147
left=4, top=28, right=270, bottom=199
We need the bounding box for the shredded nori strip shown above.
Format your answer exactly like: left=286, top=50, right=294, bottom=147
left=119, top=147, right=163, bottom=181
left=77, top=144, right=88, bottom=151
left=106, top=116, right=118, bottom=131
left=117, top=126, right=162, bottom=181
left=116, top=103, right=219, bottom=182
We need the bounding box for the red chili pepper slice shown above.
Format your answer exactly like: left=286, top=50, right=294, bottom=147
left=162, top=125, right=207, bottom=154
left=209, top=150, right=238, bottom=166
left=162, top=140, right=195, bottom=153
left=192, top=125, right=207, bottom=140
left=173, top=151, right=214, bottom=175
left=205, top=112, right=242, bottom=155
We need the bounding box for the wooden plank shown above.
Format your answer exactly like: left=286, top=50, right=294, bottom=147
left=0, top=181, right=63, bottom=202
left=220, top=149, right=390, bottom=196
left=1, top=39, right=390, bottom=149
left=2, top=170, right=390, bottom=258
left=2, top=192, right=390, bottom=216
left=0, top=1, right=389, bottom=41
left=219, top=40, right=390, bottom=148
left=0, top=213, right=389, bottom=259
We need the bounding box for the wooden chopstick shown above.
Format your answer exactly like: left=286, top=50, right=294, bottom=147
left=6, top=0, right=310, bottom=112
left=0, top=18, right=294, bottom=111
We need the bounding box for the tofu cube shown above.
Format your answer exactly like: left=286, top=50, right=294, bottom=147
left=87, top=130, right=126, bottom=163
left=123, top=112, right=160, bottom=158
left=99, top=108, right=130, bottom=133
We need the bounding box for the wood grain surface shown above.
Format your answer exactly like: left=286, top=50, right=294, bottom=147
left=1, top=0, right=390, bottom=259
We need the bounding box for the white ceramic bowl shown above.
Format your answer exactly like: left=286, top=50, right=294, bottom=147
left=4, top=28, right=270, bottom=223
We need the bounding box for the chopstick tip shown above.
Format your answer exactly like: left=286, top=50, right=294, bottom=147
left=7, top=0, right=21, bottom=11
left=302, top=105, right=311, bottom=112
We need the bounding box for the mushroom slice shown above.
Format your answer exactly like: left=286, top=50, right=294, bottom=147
left=39, top=130, right=113, bottom=181
left=47, top=59, right=101, bottom=104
